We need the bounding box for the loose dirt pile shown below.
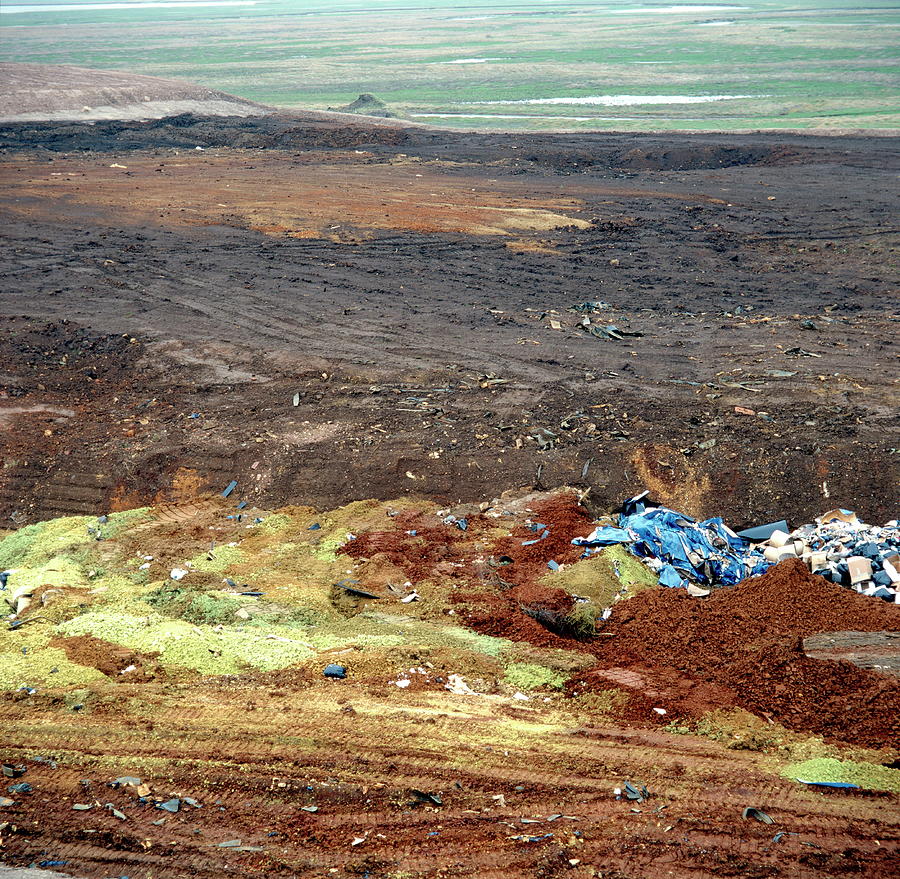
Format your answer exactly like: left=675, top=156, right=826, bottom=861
left=578, top=559, right=899, bottom=746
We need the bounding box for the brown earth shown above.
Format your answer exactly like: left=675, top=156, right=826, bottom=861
left=0, top=114, right=897, bottom=529
left=2, top=674, right=899, bottom=879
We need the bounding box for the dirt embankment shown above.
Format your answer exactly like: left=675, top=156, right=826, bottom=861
left=0, top=62, right=275, bottom=123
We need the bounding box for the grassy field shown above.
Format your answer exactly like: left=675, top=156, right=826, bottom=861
left=1, top=1, right=898, bottom=130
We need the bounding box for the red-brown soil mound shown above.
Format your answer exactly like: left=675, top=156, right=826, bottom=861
left=578, top=559, right=900, bottom=746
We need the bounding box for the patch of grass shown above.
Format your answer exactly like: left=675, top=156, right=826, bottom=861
left=188, top=544, right=246, bottom=573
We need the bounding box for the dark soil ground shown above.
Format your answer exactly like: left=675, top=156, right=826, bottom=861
left=0, top=115, right=897, bottom=530
left=0, top=114, right=898, bottom=878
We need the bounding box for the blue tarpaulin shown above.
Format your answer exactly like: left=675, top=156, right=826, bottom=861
left=573, top=492, right=771, bottom=589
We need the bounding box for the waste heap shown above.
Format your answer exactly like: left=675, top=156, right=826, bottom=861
left=572, top=491, right=769, bottom=596
left=573, top=494, right=898, bottom=603
left=751, top=508, right=899, bottom=602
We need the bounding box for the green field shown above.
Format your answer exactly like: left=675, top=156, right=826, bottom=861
left=1, top=0, right=898, bottom=130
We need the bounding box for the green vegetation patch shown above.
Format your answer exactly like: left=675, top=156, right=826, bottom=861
left=544, top=545, right=657, bottom=609
left=187, top=544, right=246, bottom=573
left=783, top=758, right=900, bottom=793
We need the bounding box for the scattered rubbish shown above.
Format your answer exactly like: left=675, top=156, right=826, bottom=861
left=622, top=781, right=650, bottom=803
left=7, top=782, right=31, bottom=794
left=292, top=393, right=300, bottom=407
left=522, top=529, right=550, bottom=546
left=170, top=568, right=188, bottom=582
left=742, top=806, right=774, bottom=824
left=217, top=839, right=243, bottom=848
left=221, top=480, right=238, bottom=498
left=400, top=591, right=420, bottom=603
left=445, top=674, right=478, bottom=696
left=2, top=765, right=25, bottom=778
left=547, top=560, right=560, bottom=572
left=336, top=579, right=381, bottom=600
left=105, top=803, right=127, bottom=820
left=784, top=347, right=821, bottom=357
left=323, top=664, right=347, bottom=679
left=158, top=798, right=180, bottom=813
left=411, top=789, right=443, bottom=806
left=38, top=862, right=67, bottom=869
left=112, top=776, right=142, bottom=787
left=510, top=833, right=554, bottom=843
left=0, top=796, right=14, bottom=807
left=734, top=406, right=756, bottom=416
left=308, top=522, right=321, bottom=530
left=72, top=803, right=92, bottom=810
left=300, top=805, right=318, bottom=812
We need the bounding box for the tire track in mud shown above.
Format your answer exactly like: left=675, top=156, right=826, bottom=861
left=3, top=691, right=897, bottom=875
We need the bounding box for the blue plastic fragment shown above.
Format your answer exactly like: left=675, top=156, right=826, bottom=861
left=323, top=664, right=346, bottom=679
left=456, top=518, right=468, bottom=531
left=8, top=783, right=31, bottom=793
left=736, top=520, right=789, bottom=542
left=573, top=526, right=631, bottom=547
left=547, top=560, right=560, bottom=572
left=658, top=564, right=686, bottom=589
left=157, top=798, right=180, bottom=813
left=796, top=779, right=860, bottom=790
left=221, top=480, right=238, bottom=498
left=189, top=412, right=200, bottom=419
left=236, top=501, right=248, bottom=510
left=308, top=523, right=321, bottom=530
left=522, top=529, right=550, bottom=546
left=39, top=862, right=68, bottom=868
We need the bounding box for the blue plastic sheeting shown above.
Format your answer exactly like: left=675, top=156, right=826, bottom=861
left=522, top=529, right=550, bottom=546
left=658, top=564, right=687, bottom=589
left=736, top=520, right=789, bottom=541
left=573, top=493, right=771, bottom=589
left=221, top=479, right=238, bottom=498
left=573, top=525, right=631, bottom=547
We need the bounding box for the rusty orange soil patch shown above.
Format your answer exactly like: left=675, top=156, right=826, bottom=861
left=0, top=151, right=596, bottom=239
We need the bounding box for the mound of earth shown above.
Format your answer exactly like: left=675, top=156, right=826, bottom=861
left=331, top=92, right=400, bottom=118
left=578, top=559, right=900, bottom=747
left=0, top=62, right=273, bottom=122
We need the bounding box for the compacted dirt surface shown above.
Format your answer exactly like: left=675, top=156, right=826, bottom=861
left=0, top=115, right=897, bottom=528
left=0, top=112, right=898, bottom=878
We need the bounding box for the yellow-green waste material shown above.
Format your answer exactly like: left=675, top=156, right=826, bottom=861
left=0, top=646, right=106, bottom=690
left=57, top=612, right=316, bottom=675
left=503, top=662, right=566, bottom=691
left=783, top=758, right=900, bottom=793
left=102, top=507, right=153, bottom=537
left=187, top=544, right=246, bottom=573
left=543, top=544, right=657, bottom=608
left=0, top=515, right=93, bottom=569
